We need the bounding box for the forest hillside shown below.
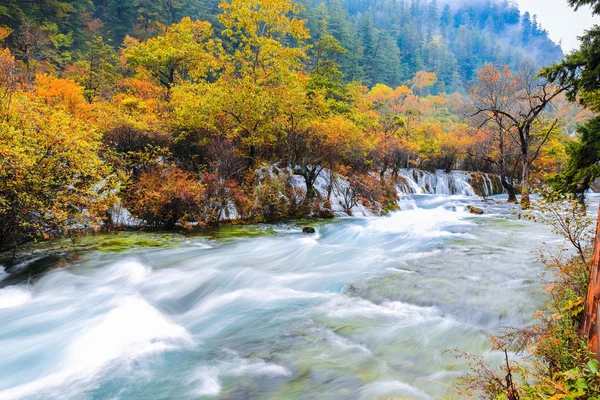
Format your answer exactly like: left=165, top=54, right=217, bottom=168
left=0, top=0, right=564, bottom=92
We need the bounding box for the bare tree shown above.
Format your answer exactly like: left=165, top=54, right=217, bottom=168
left=470, top=62, right=569, bottom=208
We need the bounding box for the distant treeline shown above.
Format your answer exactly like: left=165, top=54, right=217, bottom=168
left=0, top=0, right=563, bottom=92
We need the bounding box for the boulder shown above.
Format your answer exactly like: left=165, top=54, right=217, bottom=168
left=467, top=205, right=484, bottom=215
left=302, top=226, right=316, bottom=234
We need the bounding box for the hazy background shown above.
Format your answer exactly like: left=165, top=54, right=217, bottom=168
left=517, top=0, right=600, bottom=52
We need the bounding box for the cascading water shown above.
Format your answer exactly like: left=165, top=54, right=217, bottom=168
left=395, top=169, right=477, bottom=196
left=0, top=192, right=566, bottom=400
left=394, top=169, right=504, bottom=197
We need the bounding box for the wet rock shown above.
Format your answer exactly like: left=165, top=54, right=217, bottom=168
left=469, top=172, right=486, bottom=197
left=302, top=226, right=316, bottom=234
left=467, top=205, right=484, bottom=215
left=343, top=284, right=357, bottom=295
left=317, top=209, right=335, bottom=219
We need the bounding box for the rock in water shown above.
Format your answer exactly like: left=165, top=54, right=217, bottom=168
left=467, top=205, right=484, bottom=215
left=302, top=226, right=316, bottom=234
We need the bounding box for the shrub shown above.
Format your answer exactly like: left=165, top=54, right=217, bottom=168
left=125, top=166, right=205, bottom=229
left=251, top=174, right=290, bottom=222
left=352, top=173, right=399, bottom=215
left=200, top=172, right=247, bottom=225
left=0, top=93, right=108, bottom=251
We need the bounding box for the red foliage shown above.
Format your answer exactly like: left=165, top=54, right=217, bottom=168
left=126, top=166, right=205, bottom=228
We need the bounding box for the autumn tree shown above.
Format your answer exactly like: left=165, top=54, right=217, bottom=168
left=0, top=28, right=20, bottom=117
left=470, top=65, right=521, bottom=202
left=366, top=84, right=405, bottom=182
left=411, top=71, right=437, bottom=99
left=68, top=36, right=119, bottom=102
left=96, top=75, right=171, bottom=170
left=10, top=20, right=72, bottom=82
left=125, top=165, right=205, bottom=228
left=278, top=75, right=327, bottom=198
left=0, top=81, right=108, bottom=251
left=123, top=17, right=221, bottom=89
left=438, top=125, right=472, bottom=174
left=470, top=63, right=568, bottom=207
left=214, top=0, right=310, bottom=167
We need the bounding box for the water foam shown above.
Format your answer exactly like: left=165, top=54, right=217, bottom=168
left=368, top=205, right=471, bottom=237
left=0, top=295, right=192, bottom=400
left=320, top=295, right=441, bottom=324
left=189, top=353, right=292, bottom=397
left=0, top=286, right=33, bottom=309
left=188, top=287, right=332, bottom=316
left=360, top=379, right=432, bottom=400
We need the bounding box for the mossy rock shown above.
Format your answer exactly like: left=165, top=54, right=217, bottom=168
left=302, top=226, right=316, bottom=234
left=470, top=172, right=486, bottom=197
left=206, top=225, right=278, bottom=241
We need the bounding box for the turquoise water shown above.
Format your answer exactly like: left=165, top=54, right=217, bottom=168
left=0, top=195, right=561, bottom=399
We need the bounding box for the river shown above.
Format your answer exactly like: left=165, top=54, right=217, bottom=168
left=0, top=192, right=564, bottom=399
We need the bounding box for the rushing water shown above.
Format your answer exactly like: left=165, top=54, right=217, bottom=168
left=0, top=193, right=564, bottom=400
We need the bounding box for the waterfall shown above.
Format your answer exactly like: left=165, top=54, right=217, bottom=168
left=395, top=169, right=505, bottom=197
left=396, top=169, right=476, bottom=196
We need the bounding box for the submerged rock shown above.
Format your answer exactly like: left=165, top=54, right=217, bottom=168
left=467, top=205, right=484, bottom=215
left=302, top=226, right=316, bottom=234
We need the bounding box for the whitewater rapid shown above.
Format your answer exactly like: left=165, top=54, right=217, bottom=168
left=0, top=194, right=562, bottom=399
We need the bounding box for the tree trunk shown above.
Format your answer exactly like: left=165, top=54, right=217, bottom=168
left=583, top=204, right=600, bottom=361
left=301, top=166, right=321, bottom=201
left=380, top=161, right=388, bottom=184
left=303, top=174, right=314, bottom=199
left=501, top=176, right=518, bottom=203
left=327, top=169, right=335, bottom=201
left=391, top=168, right=398, bottom=184
left=247, top=145, right=256, bottom=169
left=498, top=148, right=517, bottom=203
left=520, top=157, right=530, bottom=209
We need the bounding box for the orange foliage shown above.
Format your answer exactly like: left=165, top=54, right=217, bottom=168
left=126, top=166, right=205, bottom=228
left=34, top=74, right=91, bottom=116
left=412, top=71, right=437, bottom=92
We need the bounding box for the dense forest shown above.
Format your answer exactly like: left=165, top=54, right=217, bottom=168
left=0, top=0, right=563, bottom=92
left=0, top=0, right=588, bottom=251
left=0, top=0, right=593, bottom=246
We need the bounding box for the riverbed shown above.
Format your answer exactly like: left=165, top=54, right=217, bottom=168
left=0, top=194, right=564, bottom=399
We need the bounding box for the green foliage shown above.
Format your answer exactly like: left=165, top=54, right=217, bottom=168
left=250, top=173, right=291, bottom=222
left=542, top=0, right=600, bottom=201
left=542, top=27, right=600, bottom=110
left=68, top=36, right=119, bottom=102
left=568, top=0, right=600, bottom=15
left=0, top=0, right=563, bottom=92
left=553, top=116, right=600, bottom=199
left=123, top=17, right=220, bottom=88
